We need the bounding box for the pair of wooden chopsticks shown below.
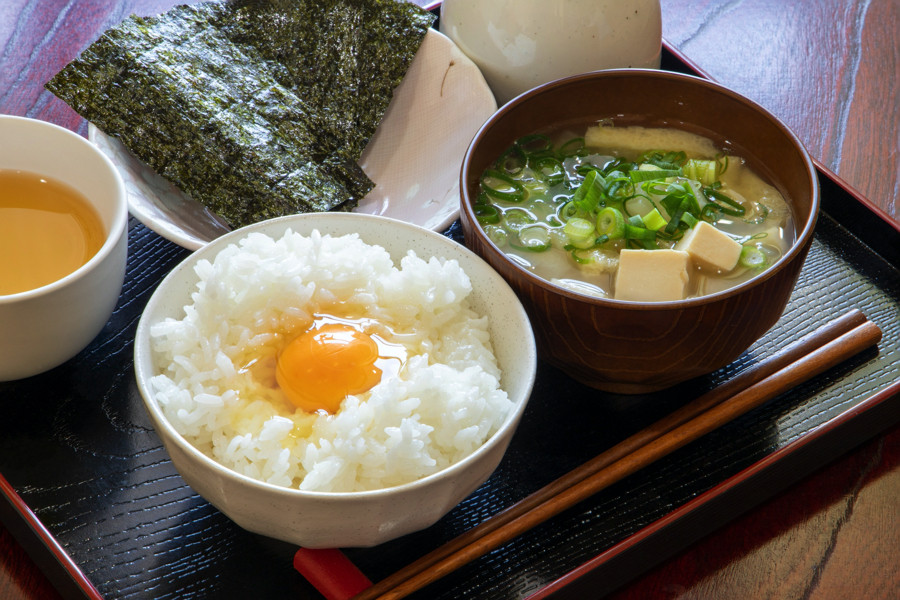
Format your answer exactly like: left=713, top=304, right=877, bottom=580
left=297, top=309, right=881, bottom=600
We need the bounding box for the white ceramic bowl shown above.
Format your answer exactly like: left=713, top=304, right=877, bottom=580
left=0, top=116, right=128, bottom=381
left=440, top=0, right=661, bottom=104
left=133, top=213, right=537, bottom=548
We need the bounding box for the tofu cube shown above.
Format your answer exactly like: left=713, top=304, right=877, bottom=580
left=675, top=221, right=742, bottom=273
left=614, top=249, right=691, bottom=302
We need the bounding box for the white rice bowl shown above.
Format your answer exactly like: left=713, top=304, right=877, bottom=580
left=147, top=227, right=514, bottom=493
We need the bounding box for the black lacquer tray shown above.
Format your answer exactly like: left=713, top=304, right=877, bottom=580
left=1, top=39, right=898, bottom=600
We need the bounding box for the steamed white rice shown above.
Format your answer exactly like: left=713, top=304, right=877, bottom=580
left=148, top=229, right=513, bottom=492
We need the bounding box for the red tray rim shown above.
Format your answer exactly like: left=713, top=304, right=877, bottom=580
left=3, top=5, right=899, bottom=599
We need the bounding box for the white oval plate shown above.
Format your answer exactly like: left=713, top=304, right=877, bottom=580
left=88, top=29, right=497, bottom=250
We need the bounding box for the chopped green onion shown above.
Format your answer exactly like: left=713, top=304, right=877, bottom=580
left=654, top=228, right=684, bottom=242
left=474, top=204, right=500, bottom=224
left=683, top=159, right=720, bottom=186
left=601, top=157, right=633, bottom=175
left=638, top=150, right=688, bottom=170
left=568, top=247, right=592, bottom=264
left=744, top=202, right=771, bottom=225
left=700, top=202, right=721, bottom=222
left=660, top=193, right=685, bottom=220
left=596, top=207, right=625, bottom=239
left=630, top=237, right=659, bottom=250
left=715, top=153, right=729, bottom=176
left=661, top=190, right=701, bottom=234
left=605, top=176, right=633, bottom=200
left=482, top=169, right=525, bottom=202
left=496, top=145, right=527, bottom=175
left=739, top=246, right=767, bottom=269
left=523, top=180, right=550, bottom=200
left=503, top=208, right=536, bottom=231
left=558, top=201, right=576, bottom=219
left=685, top=180, right=708, bottom=209
left=477, top=135, right=775, bottom=275
left=575, top=163, right=601, bottom=178
left=515, top=133, right=553, bottom=157
left=681, top=212, right=699, bottom=228
left=564, top=216, right=596, bottom=248
left=704, top=188, right=746, bottom=216
left=625, top=224, right=657, bottom=240
left=642, top=208, right=668, bottom=231
left=512, top=225, right=552, bottom=252
left=533, top=156, right=566, bottom=186
left=629, top=168, right=682, bottom=183
left=624, top=215, right=657, bottom=241
left=571, top=170, right=606, bottom=212
left=558, top=200, right=585, bottom=222
left=484, top=224, right=508, bottom=247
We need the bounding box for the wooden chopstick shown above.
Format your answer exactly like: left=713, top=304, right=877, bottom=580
left=353, top=310, right=880, bottom=600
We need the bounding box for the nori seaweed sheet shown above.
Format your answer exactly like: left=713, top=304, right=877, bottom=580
left=45, top=0, right=434, bottom=229
left=215, top=0, right=436, bottom=159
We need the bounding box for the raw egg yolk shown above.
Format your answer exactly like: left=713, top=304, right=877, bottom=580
left=276, top=322, right=383, bottom=413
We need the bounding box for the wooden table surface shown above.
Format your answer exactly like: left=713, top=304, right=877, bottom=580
left=1, top=0, right=897, bottom=598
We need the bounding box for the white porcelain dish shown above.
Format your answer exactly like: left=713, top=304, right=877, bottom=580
left=89, top=29, right=497, bottom=250
left=133, top=212, right=537, bottom=548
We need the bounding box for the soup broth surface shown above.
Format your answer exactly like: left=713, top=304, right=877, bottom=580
left=475, top=124, right=794, bottom=301
left=0, top=169, right=105, bottom=295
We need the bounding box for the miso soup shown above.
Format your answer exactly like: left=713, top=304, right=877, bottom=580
left=473, top=124, right=794, bottom=301
left=0, top=169, right=105, bottom=295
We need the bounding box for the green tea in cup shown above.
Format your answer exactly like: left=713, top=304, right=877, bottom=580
left=0, top=169, right=106, bottom=295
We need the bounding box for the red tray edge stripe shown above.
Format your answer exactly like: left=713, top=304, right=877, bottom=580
left=0, top=472, right=104, bottom=600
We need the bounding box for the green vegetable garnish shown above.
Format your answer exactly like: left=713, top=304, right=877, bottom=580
left=739, top=246, right=768, bottom=268
left=515, top=134, right=554, bottom=157
left=571, top=170, right=606, bottom=213
left=642, top=208, right=668, bottom=231
left=564, top=217, right=597, bottom=249
left=533, top=156, right=566, bottom=186
left=482, top=170, right=526, bottom=202
left=512, top=226, right=552, bottom=252
left=474, top=204, right=501, bottom=224
left=629, top=168, right=682, bottom=183
left=704, top=188, right=746, bottom=216
left=683, top=159, right=720, bottom=186
left=638, top=150, right=688, bottom=170
left=624, top=215, right=657, bottom=241
left=596, top=207, right=625, bottom=240
left=474, top=132, right=780, bottom=274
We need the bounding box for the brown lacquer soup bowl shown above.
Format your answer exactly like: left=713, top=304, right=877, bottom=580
left=459, top=69, right=819, bottom=394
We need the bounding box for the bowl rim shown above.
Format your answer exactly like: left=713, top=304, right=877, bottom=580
left=460, top=68, right=821, bottom=310
left=134, top=212, right=536, bottom=501
left=0, top=115, right=128, bottom=304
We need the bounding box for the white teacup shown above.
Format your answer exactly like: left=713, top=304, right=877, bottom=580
left=0, top=116, right=128, bottom=381
left=440, top=0, right=662, bottom=105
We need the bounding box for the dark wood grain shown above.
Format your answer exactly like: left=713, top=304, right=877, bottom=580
left=609, top=422, right=900, bottom=600
left=0, top=526, right=61, bottom=600
left=1, top=1, right=897, bottom=599
left=659, top=0, right=899, bottom=224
